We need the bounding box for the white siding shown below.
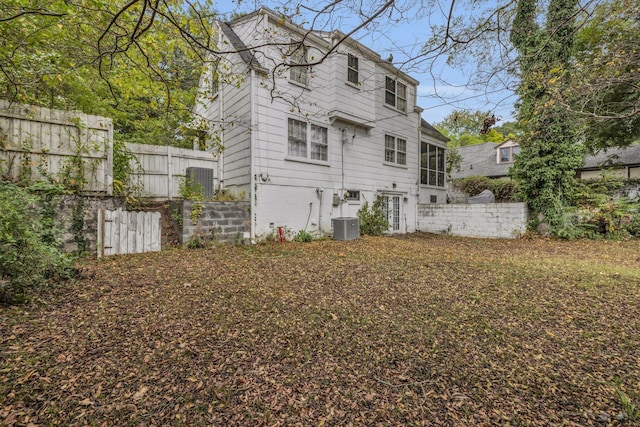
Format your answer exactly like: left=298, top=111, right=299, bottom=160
left=199, top=9, right=427, bottom=238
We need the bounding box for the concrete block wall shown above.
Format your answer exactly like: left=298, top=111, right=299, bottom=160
left=418, top=203, right=529, bottom=239
left=170, top=200, right=250, bottom=245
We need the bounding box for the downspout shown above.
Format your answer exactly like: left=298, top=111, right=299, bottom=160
left=340, top=129, right=345, bottom=218
left=249, top=68, right=257, bottom=243
left=218, top=73, right=225, bottom=191
left=217, top=24, right=225, bottom=191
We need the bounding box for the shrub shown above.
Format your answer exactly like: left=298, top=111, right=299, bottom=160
left=0, top=181, right=76, bottom=304
left=453, top=176, right=519, bottom=202
left=294, top=229, right=313, bottom=242
left=358, top=196, right=389, bottom=236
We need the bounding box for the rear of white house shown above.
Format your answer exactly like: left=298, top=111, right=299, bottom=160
left=193, top=7, right=448, bottom=240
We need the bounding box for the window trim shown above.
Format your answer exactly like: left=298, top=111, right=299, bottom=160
left=289, top=42, right=309, bottom=86
left=420, top=142, right=446, bottom=187
left=384, top=134, right=407, bottom=166
left=384, top=76, right=407, bottom=112
left=287, top=118, right=329, bottom=163
left=347, top=54, right=359, bottom=85
left=497, top=145, right=520, bottom=164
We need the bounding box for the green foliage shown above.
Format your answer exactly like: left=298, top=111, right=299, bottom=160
left=510, top=0, right=585, bottom=236
left=293, top=229, right=313, bottom=243
left=614, top=385, right=640, bottom=422
left=569, top=0, right=640, bottom=150
left=358, top=196, right=389, bottom=236
left=453, top=176, right=519, bottom=202
left=0, top=181, right=75, bottom=304
left=435, top=109, right=514, bottom=148
left=178, top=176, right=204, bottom=224
left=0, top=0, right=213, bottom=147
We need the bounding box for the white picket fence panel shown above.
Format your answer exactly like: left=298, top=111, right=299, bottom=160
left=97, top=208, right=161, bottom=257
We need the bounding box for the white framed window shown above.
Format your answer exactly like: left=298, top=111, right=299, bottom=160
left=420, top=142, right=445, bottom=187
left=385, top=76, right=407, bottom=112
left=288, top=118, right=328, bottom=161
left=289, top=42, right=308, bottom=86
left=384, top=135, right=406, bottom=165
left=347, top=54, right=359, bottom=84
left=498, top=145, right=520, bottom=163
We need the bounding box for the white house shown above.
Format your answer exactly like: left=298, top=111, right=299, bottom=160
left=193, top=7, right=448, bottom=240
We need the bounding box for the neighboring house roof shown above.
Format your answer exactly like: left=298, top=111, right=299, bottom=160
left=421, top=118, right=449, bottom=143
left=582, top=144, right=640, bottom=169
left=450, top=142, right=511, bottom=179
left=451, top=141, right=640, bottom=180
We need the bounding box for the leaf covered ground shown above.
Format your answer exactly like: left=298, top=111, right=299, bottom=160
left=2, top=233, right=640, bottom=426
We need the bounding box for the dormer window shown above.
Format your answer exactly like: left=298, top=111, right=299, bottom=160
left=385, top=76, right=406, bottom=112
left=498, top=144, right=520, bottom=163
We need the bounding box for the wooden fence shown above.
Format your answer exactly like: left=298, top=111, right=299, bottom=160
left=126, top=142, right=217, bottom=199
left=97, top=208, right=161, bottom=257
left=0, top=101, right=218, bottom=198
left=0, top=100, right=113, bottom=194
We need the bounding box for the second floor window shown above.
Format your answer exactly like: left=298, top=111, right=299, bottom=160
left=347, top=54, right=359, bottom=84
left=288, top=118, right=328, bottom=161
left=385, top=76, right=407, bottom=112
left=385, top=135, right=406, bottom=165
left=421, top=142, right=445, bottom=187
left=290, top=43, right=308, bottom=86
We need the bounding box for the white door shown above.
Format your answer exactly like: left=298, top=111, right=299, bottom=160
left=382, top=194, right=402, bottom=232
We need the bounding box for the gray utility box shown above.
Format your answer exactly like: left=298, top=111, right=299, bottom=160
left=333, top=217, right=360, bottom=240
left=186, top=167, right=214, bottom=198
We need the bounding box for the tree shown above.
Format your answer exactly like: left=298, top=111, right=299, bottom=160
left=508, top=0, right=586, bottom=234
left=0, top=0, right=211, bottom=147
left=560, top=0, right=640, bottom=150
left=434, top=109, right=508, bottom=147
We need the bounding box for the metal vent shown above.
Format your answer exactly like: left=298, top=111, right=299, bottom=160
left=186, top=167, right=215, bottom=198
left=333, top=217, right=360, bottom=240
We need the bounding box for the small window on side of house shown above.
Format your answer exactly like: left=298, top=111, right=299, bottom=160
left=347, top=54, right=359, bottom=84
left=345, top=190, right=360, bottom=202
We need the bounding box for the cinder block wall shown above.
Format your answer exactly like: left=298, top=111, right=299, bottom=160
left=170, top=201, right=251, bottom=245
left=418, top=203, right=529, bottom=239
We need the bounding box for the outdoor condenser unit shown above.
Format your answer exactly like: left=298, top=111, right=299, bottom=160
left=333, top=217, right=360, bottom=241
left=186, top=167, right=214, bottom=198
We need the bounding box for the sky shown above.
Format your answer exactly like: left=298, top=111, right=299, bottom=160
left=211, top=0, right=517, bottom=125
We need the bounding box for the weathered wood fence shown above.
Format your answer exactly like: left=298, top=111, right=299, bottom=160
left=0, top=100, right=113, bottom=194
left=1, top=101, right=218, bottom=198
left=126, top=142, right=217, bottom=199
left=97, top=208, right=161, bottom=257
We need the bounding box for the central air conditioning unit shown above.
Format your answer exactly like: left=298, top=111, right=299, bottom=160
left=186, top=167, right=214, bottom=198
left=333, top=217, right=360, bottom=241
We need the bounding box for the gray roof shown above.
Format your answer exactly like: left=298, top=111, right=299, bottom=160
left=219, top=22, right=261, bottom=69
left=421, top=118, right=449, bottom=143
left=450, top=142, right=511, bottom=179
left=583, top=144, right=640, bottom=169
left=451, top=142, right=640, bottom=180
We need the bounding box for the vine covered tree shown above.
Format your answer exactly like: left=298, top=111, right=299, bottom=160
left=508, top=0, right=586, bottom=234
